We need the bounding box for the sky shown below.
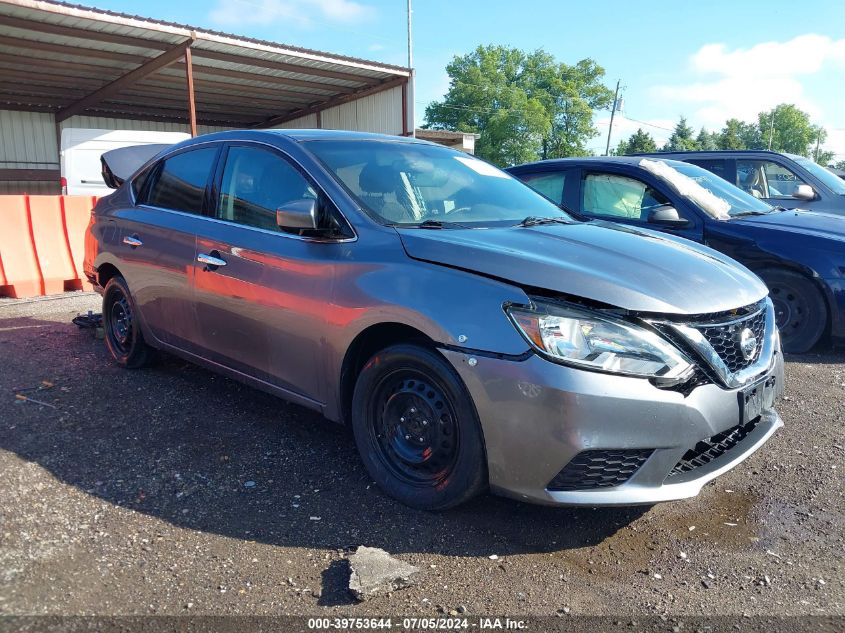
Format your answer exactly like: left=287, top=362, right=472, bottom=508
left=90, top=0, right=845, bottom=161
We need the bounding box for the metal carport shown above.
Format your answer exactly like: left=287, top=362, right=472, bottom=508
left=0, top=0, right=412, bottom=191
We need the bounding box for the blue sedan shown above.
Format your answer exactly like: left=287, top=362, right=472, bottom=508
left=508, top=157, right=845, bottom=353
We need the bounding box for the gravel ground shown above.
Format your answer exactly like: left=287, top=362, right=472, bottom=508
left=0, top=293, right=842, bottom=618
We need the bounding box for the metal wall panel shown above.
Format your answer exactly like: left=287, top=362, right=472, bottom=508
left=1, top=82, right=402, bottom=196
left=0, top=180, right=59, bottom=194
left=272, top=113, right=318, bottom=129
left=321, top=85, right=403, bottom=135
left=0, top=110, right=58, bottom=169
left=60, top=116, right=233, bottom=137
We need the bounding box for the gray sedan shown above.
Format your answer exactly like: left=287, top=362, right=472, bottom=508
left=85, top=130, right=783, bottom=510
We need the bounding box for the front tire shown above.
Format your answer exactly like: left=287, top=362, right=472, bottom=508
left=102, top=275, right=155, bottom=368
left=351, top=344, right=487, bottom=511
left=759, top=269, right=826, bottom=354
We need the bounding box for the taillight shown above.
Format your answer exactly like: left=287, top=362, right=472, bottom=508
left=60, top=176, right=67, bottom=195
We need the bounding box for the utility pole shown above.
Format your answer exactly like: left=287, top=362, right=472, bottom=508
left=767, top=110, right=775, bottom=150
left=814, top=128, right=822, bottom=162
left=406, top=0, right=415, bottom=138
left=605, top=79, right=621, bottom=156
left=407, top=0, right=413, bottom=70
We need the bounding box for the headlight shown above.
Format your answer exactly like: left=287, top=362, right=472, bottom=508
left=507, top=300, right=694, bottom=385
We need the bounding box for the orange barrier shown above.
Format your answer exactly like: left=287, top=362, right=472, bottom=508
left=0, top=195, right=97, bottom=298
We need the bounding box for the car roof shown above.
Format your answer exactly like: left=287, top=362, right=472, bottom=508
left=186, top=128, right=430, bottom=145
left=630, top=149, right=803, bottom=159
left=508, top=156, right=690, bottom=170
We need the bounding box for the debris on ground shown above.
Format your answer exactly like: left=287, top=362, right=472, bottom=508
left=348, top=546, right=420, bottom=601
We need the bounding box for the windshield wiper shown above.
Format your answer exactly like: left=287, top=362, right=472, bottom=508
left=731, top=210, right=770, bottom=217
left=408, top=219, right=473, bottom=229
left=517, top=216, right=570, bottom=227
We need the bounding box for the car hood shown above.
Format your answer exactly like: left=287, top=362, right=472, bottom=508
left=397, top=221, right=767, bottom=315
left=732, top=209, right=845, bottom=241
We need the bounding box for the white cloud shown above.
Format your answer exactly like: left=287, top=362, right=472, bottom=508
left=649, top=34, right=845, bottom=155
left=690, top=35, right=845, bottom=78
left=209, top=0, right=375, bottom=28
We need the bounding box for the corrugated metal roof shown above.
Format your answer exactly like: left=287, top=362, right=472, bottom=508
left=0, top=0, right=409, bottom=128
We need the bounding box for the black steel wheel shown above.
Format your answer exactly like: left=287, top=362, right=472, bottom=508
left=369, top=370, right=460, bottom=487
left=351, top=344, right=487, bottom=510
left=760, top=269, right=827, bottom=354
left=102, top=275, right=155, bottom=368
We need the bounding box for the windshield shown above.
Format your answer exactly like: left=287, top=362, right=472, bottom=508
left=642, top=159, right=774, bottom=218
left=303, top=140, right=571, bottom=226
left=792, top=155, right=845, bottom=195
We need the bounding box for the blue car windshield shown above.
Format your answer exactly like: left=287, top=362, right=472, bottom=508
left=303, top=139, right=572, bottom=226
left=792, top=155, right=845, bottom=195
left=654, top=160, right=775, bottom=218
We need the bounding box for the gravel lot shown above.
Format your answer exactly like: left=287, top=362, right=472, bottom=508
left=0, top=292, right=842, bottom=619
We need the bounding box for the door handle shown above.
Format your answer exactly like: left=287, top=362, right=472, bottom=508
left=197, top=252, right=227, bottom=268
left=123, top=235, right=143, bottom=248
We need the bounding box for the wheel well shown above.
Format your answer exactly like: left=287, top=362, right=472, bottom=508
left=96, top=263, right=121, bottom=289
left=339, top=323, right=436, bottom=425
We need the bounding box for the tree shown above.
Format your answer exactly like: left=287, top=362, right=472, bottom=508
left=758, top=104, right=822, bottom=156
left=816, top=150, right=835, bottom=165
left=718, top=118, right=763, bottom=150
left=738, top=122, right=764, bottom=150
left=717, top=119, right=745, bottom=149
left=661, top=117, right=698, bottom=151
left=833, top=159, right=845, bottom=170
left=616, top=128, right=657, bottom=155
left=423, top=45, right=613, bottom=166
left=696, top=128, right=718, bottom=151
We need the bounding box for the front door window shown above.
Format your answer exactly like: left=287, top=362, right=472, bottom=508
left=736, top=160, right=808, bottom=200
left=582, top=173, right=670, bottom=221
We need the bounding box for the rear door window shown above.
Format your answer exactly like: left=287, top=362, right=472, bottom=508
left=144, top=147, right=218, bottom=214
left=519, top=171, right=566, bottom=204
left=687, top=158, right=728, bottom=180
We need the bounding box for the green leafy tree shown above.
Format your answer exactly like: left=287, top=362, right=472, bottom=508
left=717, top=118, right=763, bottom=150
left=696, top=128, right=718, bottom=150
left=718, top=119, right=745, bottom=149
left=758, top=104, right=823, bottom=156
left=816, top=150, right=835, bottom=165
left=616, top=128, right=657, bottom=155
left=738, top=122, right=764, bottom=150
left=423, top=45, right=613, bottom=166
left=833, top=159, right=845, bottom=170
left=661, top=117, right=699, bottom=151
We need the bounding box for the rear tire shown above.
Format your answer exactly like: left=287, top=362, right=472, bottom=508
left=102, top=275, right=155, bottom=368
left=759, top=269, right=826, bottom=354
left=351, top=344, right=487, bottom=511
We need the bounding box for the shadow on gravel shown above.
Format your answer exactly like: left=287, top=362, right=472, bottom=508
left=784, top=349, right=845, bottom=365
left=0, top=316, right=648, bottom=560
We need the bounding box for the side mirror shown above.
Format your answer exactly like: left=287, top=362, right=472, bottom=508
left=793, top=184, right=816, bottom=201
left=647, top=205, right=689, bottom=227
left=276, top=198, right=318, bottom=230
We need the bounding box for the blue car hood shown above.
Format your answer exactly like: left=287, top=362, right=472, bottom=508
left=732, top=209, right=845, bottom=241
left=397, top=221, right=767, bottom=315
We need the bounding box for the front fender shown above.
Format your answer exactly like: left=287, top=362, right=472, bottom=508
left=332, top=260, right=531, bottom=355
left=321, top=258, right=532, bottom=421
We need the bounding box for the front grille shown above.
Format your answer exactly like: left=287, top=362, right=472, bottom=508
left=667, top=417, right=761, bottom=478
left=547, top=449, right=652, bottom=491
left=695, top=307, right=766, bottom=373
